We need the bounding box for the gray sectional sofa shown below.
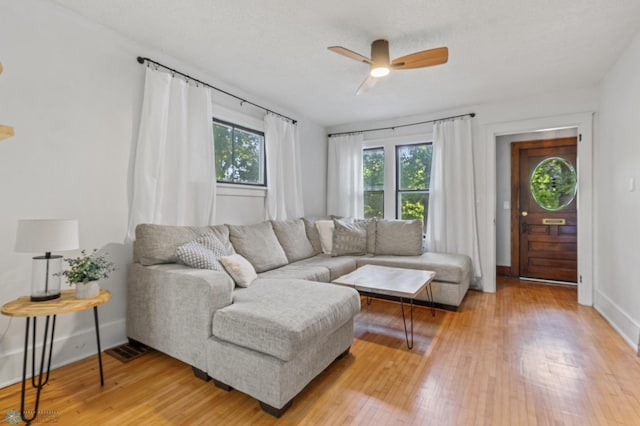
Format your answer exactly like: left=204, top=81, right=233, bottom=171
left=127, top=218, right=472, bottom=416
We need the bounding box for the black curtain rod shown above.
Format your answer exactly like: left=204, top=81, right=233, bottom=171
left=328, top=112, right=475, bottom=138
left=137, top=56, right=297, bottom=125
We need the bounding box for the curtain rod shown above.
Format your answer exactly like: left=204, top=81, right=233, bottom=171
left=328, top=112, right=475, bottom=138
left=137, top=56, right=297, bottom=125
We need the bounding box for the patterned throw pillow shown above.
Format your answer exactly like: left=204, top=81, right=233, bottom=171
left=219, top=254, right=258, bottom=287
left=331, top=218, right=367, bottom=256
left=175, top=233, right=229, bottom=271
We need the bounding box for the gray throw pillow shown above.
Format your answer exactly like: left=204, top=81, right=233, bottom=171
left=302, top=217, right=328, bottom=255
left=175, top=233, right=229, bottom=271
left=355, top=218, right=376, bottom=254
left=227, top=221, right=289, bottom=272
left=331, top=218, right=367, bottom=256
left=375, top=219, right=423, bottom=256
left=271, top=219, right=315, bottom=263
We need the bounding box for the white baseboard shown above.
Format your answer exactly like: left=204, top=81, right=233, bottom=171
left=593, top=288, right=640, bottom=353
left=0, top=318, right=127, bottom=389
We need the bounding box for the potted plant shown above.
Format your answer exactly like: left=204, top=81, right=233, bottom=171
left=60, top=249, right=116, bottom=299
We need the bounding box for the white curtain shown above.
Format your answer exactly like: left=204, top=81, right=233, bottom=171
left=327, top=134, right=364, bottom=218
left=425, top=117, right=482, bottom=278
left=264, top=114, right=304, bottom=220
left=126, top=67, right=216, bottom=241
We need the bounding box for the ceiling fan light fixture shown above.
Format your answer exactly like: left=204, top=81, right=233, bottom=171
left=370, top=66, right=390, bottom=78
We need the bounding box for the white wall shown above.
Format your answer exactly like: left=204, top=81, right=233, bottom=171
left=0, top=0, right=326, bottom=387
left=495, top=128, right=577, bottom=267
left=594, top=30, right=640, bottom=350
left=328, top=86, right=599, bottom=291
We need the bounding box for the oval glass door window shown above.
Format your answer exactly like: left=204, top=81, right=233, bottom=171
left=530, top=157, right=577, bottom=211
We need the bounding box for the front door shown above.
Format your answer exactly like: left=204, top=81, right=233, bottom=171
left=512, top=137, right=578, bottom=283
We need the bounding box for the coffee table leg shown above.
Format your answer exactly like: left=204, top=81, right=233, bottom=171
left=427, top=282, right=435, bottom=317
left=399, top=297, right=414, bottom=350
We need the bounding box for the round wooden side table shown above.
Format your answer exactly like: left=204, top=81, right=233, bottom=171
left=1, top=289, right=111, bottom=425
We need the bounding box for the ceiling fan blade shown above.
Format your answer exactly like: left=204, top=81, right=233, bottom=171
left=356, top=75, right=377, bottom=95
left=328, top=46, right=372, bottom=64
left=391, top=47, right=448, bottom=70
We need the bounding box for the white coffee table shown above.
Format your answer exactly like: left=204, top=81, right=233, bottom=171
left=333, top=265, right=436, bottom=349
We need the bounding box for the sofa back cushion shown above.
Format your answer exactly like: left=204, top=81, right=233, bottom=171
left=134, top=223, right=234, bottom=266
left=227, top=221, right=289, bottom=272
left=374, top=219, right=423, bottom=256
left=271, top=219, right=315, bottom=263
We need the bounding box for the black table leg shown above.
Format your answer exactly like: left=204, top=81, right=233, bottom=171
left=93, top=306, right=104, bottom=386
left=399, top=297, right=414, bottom=350
left=20, top=315, right=56, bottom=426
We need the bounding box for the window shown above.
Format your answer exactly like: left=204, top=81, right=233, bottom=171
left=363, top=148, right=384, bottom=218
left=396, top=143, right=432, bottom=230
left=213, top=118, right=266, bottom=186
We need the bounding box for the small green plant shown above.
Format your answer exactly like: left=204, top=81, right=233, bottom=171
left=61, top=249, right=116, bottom=285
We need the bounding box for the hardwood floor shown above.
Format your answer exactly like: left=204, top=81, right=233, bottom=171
left=2, top=277, right=640, bottom=425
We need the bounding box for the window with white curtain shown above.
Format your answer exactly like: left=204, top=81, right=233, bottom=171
left=362, top=137, right=432, bottom=230
left=213, top=118, right=266, bottom=186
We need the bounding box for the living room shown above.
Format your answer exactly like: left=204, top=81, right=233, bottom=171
left=1, top=0, right=640, bottom=424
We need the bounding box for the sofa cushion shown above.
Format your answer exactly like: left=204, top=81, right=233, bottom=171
left=212, top=279, right=360, bottom=361
left=355, top=252, right=471, bottom=284
left=257, top=264, right=330, bottom=282
left=175, top=233, right=229, bottom=271
left=356, top=218, right=377, bottom=254
left=271, top=219, right=315, bottom=263
left=293, top=254, right=358, bottom=281
left=219, top=254, right=258, bottom=287
left=135, top=224, right=234, bottom=266
left=227, top=221, right=289, bottom=273
left=315, top=220, right=335, bottom=254
left=331, top=218, right=367, bottom=256
left=302, top=217, right=329, bottom=255
left=374, top=219, right=423, bottom=256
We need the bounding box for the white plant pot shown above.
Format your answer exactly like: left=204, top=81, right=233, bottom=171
left=75, top=281, right=100, bottom=299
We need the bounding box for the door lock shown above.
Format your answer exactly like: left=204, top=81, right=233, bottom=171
left=521, top=211, right=528, bottom=217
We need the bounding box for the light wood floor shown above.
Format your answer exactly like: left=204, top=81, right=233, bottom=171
left=2, top=277, right=640, bottom=425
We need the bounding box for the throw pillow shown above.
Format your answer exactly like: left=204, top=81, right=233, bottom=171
left=135, top=223, right=215, bottom=266
left=271, top=219, right=315, bottom=262
left=227, top=221, right=289, bottom=272
left=175, top=233, right=229, bottom=271
left=375, top=219, right=423, bottom=256
left=331, top=219, right=367, bottom=256
left=302, top=217, right=329, bottom=255
left=315, top=220, right=335, bottom=254
left=219, top=254, right=257, bottom=287
left=355, top=218, right=376, bottom=254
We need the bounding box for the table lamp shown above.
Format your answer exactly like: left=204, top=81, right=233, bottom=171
left=15, top=219, right=80, bottom=301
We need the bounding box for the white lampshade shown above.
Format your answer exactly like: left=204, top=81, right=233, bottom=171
left=15, top=219, right=79, bottom=253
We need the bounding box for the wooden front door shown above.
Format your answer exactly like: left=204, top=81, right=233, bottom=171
left=512, top=138, right=578, bottom=283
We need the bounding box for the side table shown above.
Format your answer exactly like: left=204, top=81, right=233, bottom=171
left=1, top=289, right=111, bottom=425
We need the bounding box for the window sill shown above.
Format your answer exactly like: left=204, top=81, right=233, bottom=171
left=217, top=183, right=266, bottom=198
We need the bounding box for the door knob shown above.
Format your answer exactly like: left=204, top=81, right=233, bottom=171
left=521, top=211, right=528, bottom=217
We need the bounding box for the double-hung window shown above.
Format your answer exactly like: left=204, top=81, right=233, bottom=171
left=396, top=143, right=432, bottom=231
left=363, top=147, right=385, bottom=219
left=213, top=118, right=266, bottom=186
left=362, top=140, right=432, bottom=230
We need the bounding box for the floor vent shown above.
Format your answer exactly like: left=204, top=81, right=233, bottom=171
left=105, top=343, right=152, bottom=363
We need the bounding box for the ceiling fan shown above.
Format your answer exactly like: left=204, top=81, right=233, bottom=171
left=328, top=39, right=448, bottom=95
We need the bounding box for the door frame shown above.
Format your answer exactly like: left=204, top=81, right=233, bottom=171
left=510, top=137, right=578, bottom=279
left=483, top=112, right=593, bottom=305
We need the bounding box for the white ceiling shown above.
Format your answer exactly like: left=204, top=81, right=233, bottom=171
left=49, top=0, right=640, bottom=127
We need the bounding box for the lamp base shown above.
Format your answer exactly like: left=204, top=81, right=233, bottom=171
left=30, top=293, right=61, bottom=302
left=30, top=255, right=63, bottom=303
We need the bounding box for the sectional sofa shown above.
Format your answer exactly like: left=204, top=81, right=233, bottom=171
left=127, top=217, right=472, bottom=416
